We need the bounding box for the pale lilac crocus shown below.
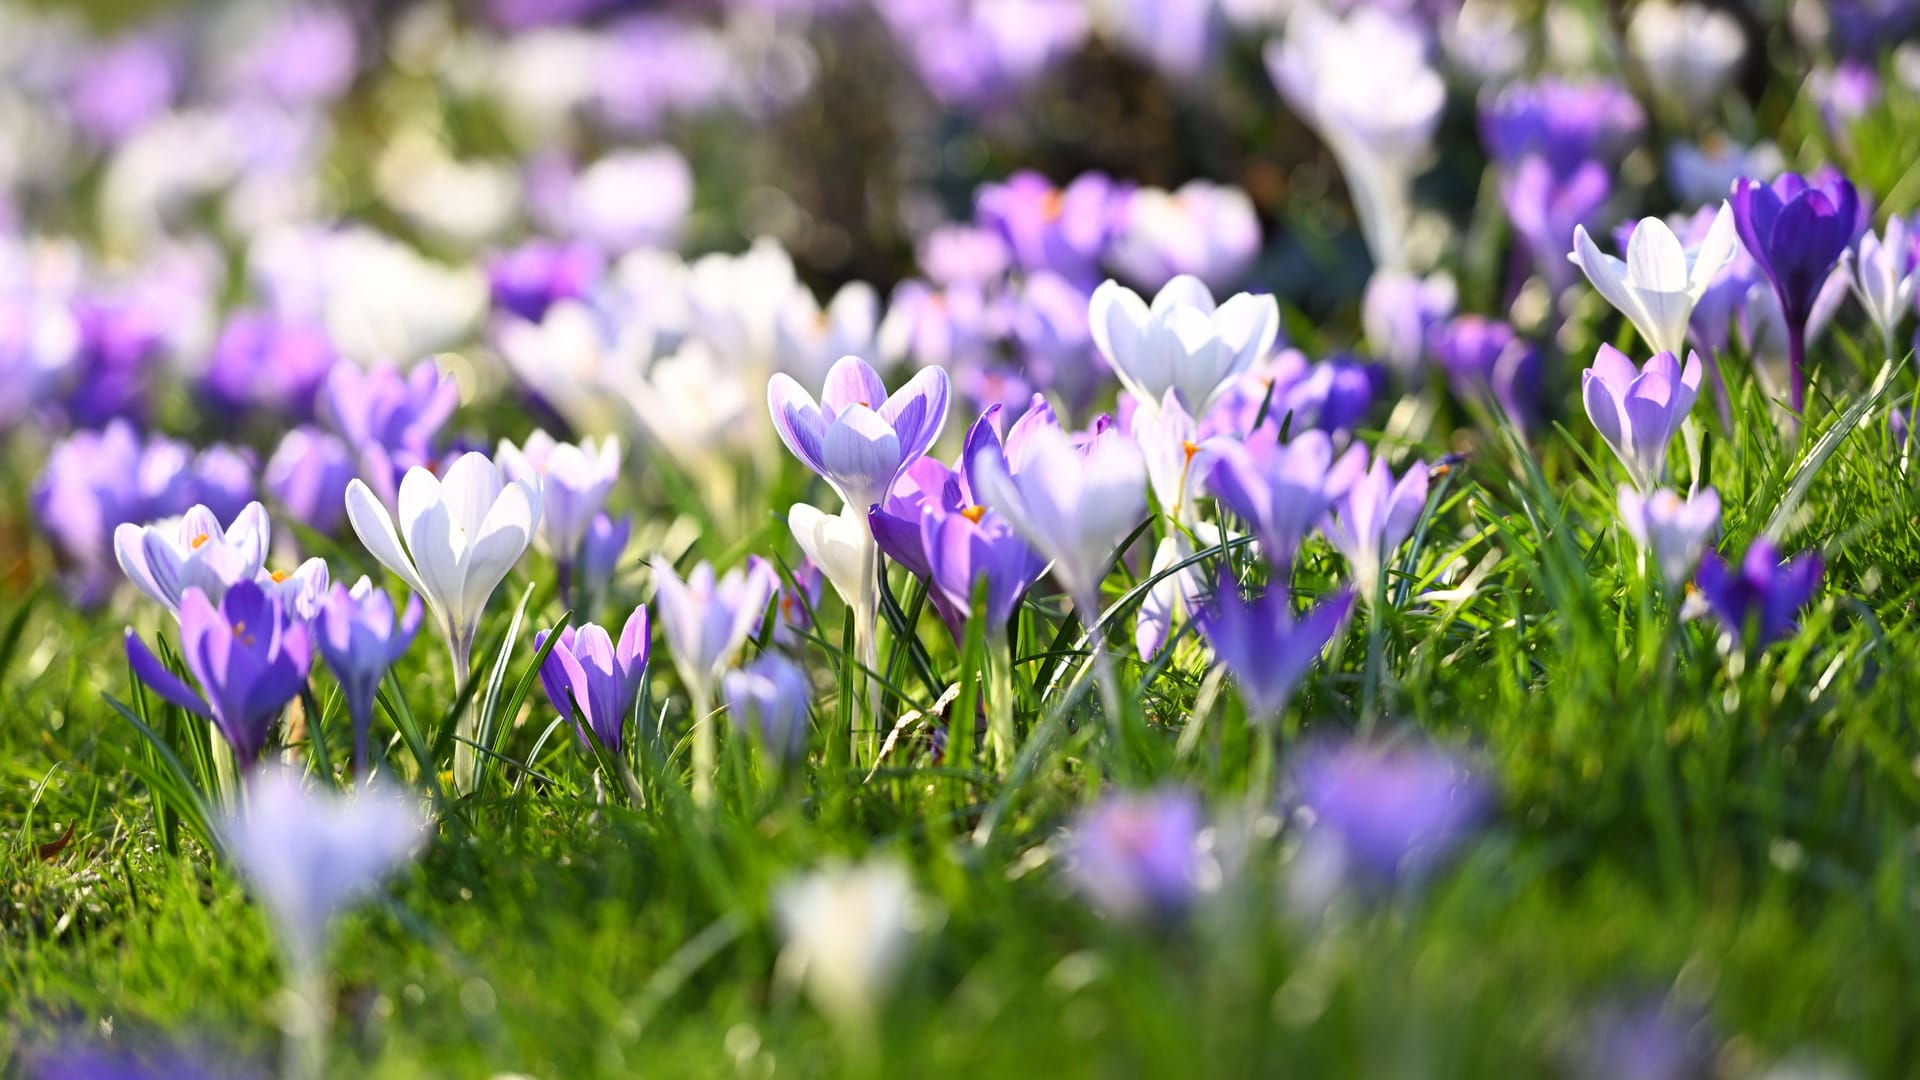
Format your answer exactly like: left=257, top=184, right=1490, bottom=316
left=265, top=427, right=354, bottom=535
left=1291, top=738, right=1491, bottom=894
left=496, top=430, right=622, bottom=595
left=123, top=582, right=313, bottom=767
left=1617, top=487, right=1721, bottom=592
left=1840, top=217, right=1918, bottom=357
left=577, top=511, right=632, bottom=612
left=1104, top=181, right=1263, bottom=293
left=1582, top=345, right=1702, bottom=492
left=315, top=578, right=424, bottom=775
left=767, top=354, right=951, bottom=515
left=1362, top=269, right=1456, bottom=378
left=1322, top=450, right=1429, bottom=605
left=1207, top=431, right=1350, bottom=570
left=651, top=557, right=777, bottom=807
left=724, top=653, right=811, bottom=768
left=535, top=604, right=649, bottom=757
left=1088, top=275, right=1280, bottom=416
left=1064, top=788, right=1206, bottom=923
left=1195, top=574, right=1353, bottom=724
left=114, top=502, right=271, bottom=616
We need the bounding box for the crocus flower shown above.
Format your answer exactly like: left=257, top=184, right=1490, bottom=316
left=115, top=502, right=271, bottom=616
left=1582, top=346, right=1702, bottom=492
left=767, top=560, right=824, bottom=649
left=124, top=581, right=313, bottom=767
left=486, top=239, right=601, bottom=323
left=918, top=499, right=1047, bottom=636
left=776, top=283, right=882, bottom=389
left=1731, top=171, right=1862, bottom=412
left=1362, top=269, right=1456, bottom=378
left=767, top=355, right=952, bottom=514
left=1576, top=997, right=1715, bottom=1080
left=1088, top=275, right=1280, bottom=416
left=33, top=422, right=204, bottom=605
left=1104, top=181, right=1263, bottom=293
left=1011, top=271, right=1108, bottom=416
left=26, top=1037, right=261, bottom=1080
left=221, top=764, right=428, bottom=973
left=724, top=653, right=811, bottom=767
left=1207, top=431, right=1350, bottom=570
left=1617, top=487, right=1721, bottom=592
left=1105, top=0, right=1225, bottom=82
left=1666, top=139, right=1784, bottom=209
left=917, top=224, right=1012, bottom=286
left=787, top=503, right=871, bottom=615
left=1322, top=450, right=1429, bottom=604
left=265, top=427, right=355, bottom=536
left=1503, top=156, right=1611, bottom=294
left=971, top=420, right=1147, bottom=613
left=1194, top=574, right=1353, bottom=723
left=651, top=557, right=778, bottom=706
left=1479, top=78, right=1645, bottom=177
left=975, top=170, right=1121, bottom=288
left=315, top=578, right=424, bottom=775
left=1266, top=6, right=1444, bottom=270
left=496, top=430, right=622, bottom=582
left=1570, top=204, right=1740, bottom=358
left=535, top=604, right=649, bottom=757
left=261, top=557, right=332, bottom=622
left=1840, top=217, right=1918, bottom=356
left=1626, top=1, right=1746, bottom=116
left=318, top=362, right=460, bottom=509
left=1064, top=788, right=1206, bottom=922
left=1694, top=538, right=1822, bottom=649
left=1291, top=738, right=1491, bottom=890
left=1428, top=313, right=1543, bottom=430
left=577, top=511, right=632, bottom=611
left=774, top=858, right=918, bottom=1026
left=200, top=312, right=337, bottom=421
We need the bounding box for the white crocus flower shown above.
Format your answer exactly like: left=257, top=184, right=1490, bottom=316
left=775, top=858, right=919, bottom=1030
left=972, top=422, right=1148, bottom=615
left=115, top=501, right=271, bottom=616
left=1627, top=0, right=1746, bottom=116
left=495, top=299, right=653, bottom=439
left=1088, top=275, right=1280, bottom=416
left=344, top=453, right=541, bottom=791
left=775, top=280, right=880, bottom=388
left=1569, top=202, right=1739, bottom=357
left=787, top=503, right=871, bottom=612
left=1841, top=218, right=1918, bottom=357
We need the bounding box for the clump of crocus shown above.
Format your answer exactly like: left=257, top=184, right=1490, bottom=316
left=1322, top=448, right=1429, bottom=606
left=652, top=558, right=777, bottom=807
left=222, top=765, right=428, bottom=1080
left=1617, top=487, right=1721, bottom=592
left=1194, top=572, right=1354, bottom=726
left=1289, top=738, right=1491, bottom=899
left=724, top=653, right=812, bottom=770
left=318, top=362, right=460, bottom=510
left=1582, top=346, right=1702, bottom=492
left=1569, top=204, right=1740, bottom=358
left=1063, top=788, right=1207, bottom=924
left=1088, top=274, right=1280, bottom=417
left=315, top=578, right=423, bottom=777
left=1730, top=171, right=1862, bottom=413
left=344, top=451, right=541, bottom=794
left=1694, top=538, right=1822, bottom=650
left=124, top=581, right=313, bottom=768
left=775, top=858, right=919, bottom=1036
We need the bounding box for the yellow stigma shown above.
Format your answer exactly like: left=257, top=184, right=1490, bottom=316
left=270, top=569, right=289, bottom=583
left=190, top=533, right=210, bottom=550
left=1182, top=440, right=1200, bottom=463
left=961, top=505, right=986, bottom=523
left=1041, top=188, right=1065, bottom=222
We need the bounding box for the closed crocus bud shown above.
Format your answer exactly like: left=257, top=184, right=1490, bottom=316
left=1731, top=171, right=1863, bottom=413
left=266, top=426, right=355, bottom=535
left=496, top=429, right=622, bottom=575
left=534, top=605, right=649, bottom=758
left=1617, top=486, right=1720, bottom=592
left=724, top=653, right=811, bottom=767
left=1064, top=788, right=1206, bottom=923
left=1582, top=345, right=1702, bottom=492
left=315, top=577, right=424, bottom=775
left=788, top=503, right=871, bottom=614
left=1088, top=275, right=1280, bottom=417
left=1195, top=573, right=1354, bottom=725
left=1840, top=217, right=1919, bottom=355
left=1207, top=431, right=1349, bottom=571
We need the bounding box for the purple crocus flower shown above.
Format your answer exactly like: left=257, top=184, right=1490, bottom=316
left=767, top=355, right=951, bottom=513
left=1502, top=156, right=1611, bottom=294
left=1428, top=315, right=1540, bottom=433
left=1292, top=738, right=1491, bottom=889
left=1576, top=998, right=1715, bottom=1080
left=1064, top=788, right=1206, bottom=922
left=723, top=653, right=811, bottom=767
left=63, top=296, right=166, bottom=428
left=1207, top=432, right=1352, bottom=570
left=1479, top=78, right=1645, bottom=177
left=870, top=457, right=967, bottom=582
left=28, top=1038, right=262, bottom=1080
left=651, top=558, right=778, bottom=703
left=315, top=578, right=423, bottom=774
left=917, top=224, right=1012, bottom=286
left=1582, top=346, right=1702, bottom=492
left=1105, top=181, right=1264, bottom=293
left=1694, top=538, right=1822, bottom=649
left=577, top=512, right=633, bottom=612
left=496, top=431, right=623, bottom=590
left=486, top=240, right=602, bottom=324
left=201, top=312, right=337, bottom=421
left=1618, top=487, right=1720, bottom=592
left=975, top=170, right=1121, bottom=288
left=1730, top=171, right=1862, bottom=412
left=1194, top=573, right=1354, bottom=723
left=232, top=5, right=360, bottom=107
left=114, top=502, right=272, bottom=617
left=265, top=427, right=355, bottom=536
left=1010, top=271, right=1107, bottom=417
left=123, top=581, right=314, bottom=767
left=535, top=605, right=650, bottom=756
left=33, top=422, right=202, bottom=605
left=1362, top=269, right=1456, bottom=378
left=318, top=363, right=460, bottom=509
left=919, top=501, right=1047, bottom=637
left=1322, top=449, right=1429, bottom=604
left=766, top=560, right=825, bottom=648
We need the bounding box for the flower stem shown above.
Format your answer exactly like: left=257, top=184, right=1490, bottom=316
left=855, top=533, right=881, bottom=768
left=1788, top=321, right=1808, bottom=417
left=690, top=682, right=716, bottom=810
left=447, top=626, right=476, bottom=796
left=986, top=632, right=1016, bottom=771
left=280, top=949, right=327, bottom=1080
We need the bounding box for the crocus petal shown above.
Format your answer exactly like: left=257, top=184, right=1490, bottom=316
left=345, top=479, right=428, bottom=598
left=124, top=629, right=212, bottom=717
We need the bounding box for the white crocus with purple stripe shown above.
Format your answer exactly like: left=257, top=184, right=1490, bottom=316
left=115, top=501, right=272, bottom=616
left=1321, top=448, right=1429, bottom=606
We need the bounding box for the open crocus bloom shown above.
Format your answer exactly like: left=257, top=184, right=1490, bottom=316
left=344, top=452, right=542, bottom=669
left=1088, top=275, right=1279, bottom=417
left=1581, top=345, right=1701, bottom=492
left=768, top=354, right=951, bottom=514
left=1570, top=203, right=1739, bottom=357
left=114, top=501, right=271, bottom=616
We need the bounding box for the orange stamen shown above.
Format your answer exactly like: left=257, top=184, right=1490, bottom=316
left=190, top=533, right=210, bottom=549
left=961, top=505, right=986, bottom=524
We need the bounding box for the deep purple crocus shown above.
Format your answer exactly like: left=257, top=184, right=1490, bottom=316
left=1292, top=738, right=1491, bottom=890
left=768, top=355, right=951, bottom=514
left=201, top=312, right=337, bottom=421
left=1502, top=156, right=1611, bottom=294
left=124, top=581, right=314, bottom=767
left=1194, top=573, right=1354, bottom=723
left=1064, top=788, right=1206, bottom=922
left=1694, top=538, right=1822, bottom=649
left=536, top=605, right=650, bottom=757
left=63, top=296, right=167, bottom=428
left=1730, top=171, right=1862, bottom=412
left=1207, top=431, right=1351, bottom=570
left=487, top=240, right=602, bottom=323
left=315, top=577, right=423, bottom=775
